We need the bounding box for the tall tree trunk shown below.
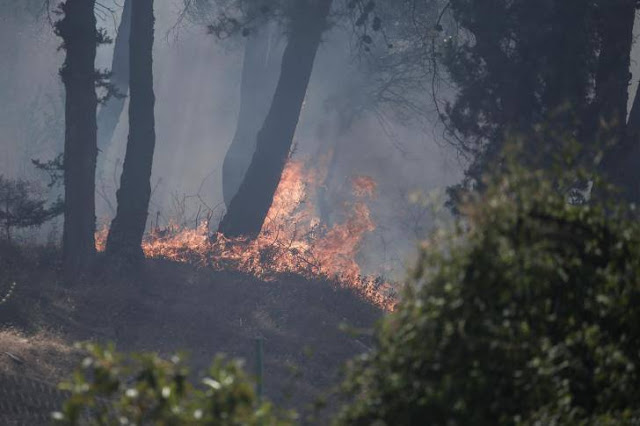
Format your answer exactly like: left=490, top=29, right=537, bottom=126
left=106, top=0, right=155, bottom=261
left=316, top=140, right=339, bottom=227
left=594, top=0, right=636, bottom=200
left=218, top=0, right=333, bottom=239
left=56, top=0, right=98, bottom=276
left=222, top=23, right=283, bottom=207
left=97, top=0, right=131, bottom=169
left=314, top=111, right=353, bottom=227
left=543, top=0, right=592, bottom=129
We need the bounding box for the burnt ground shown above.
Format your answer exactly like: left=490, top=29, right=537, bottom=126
left=0, top=243, right=384, bottom=424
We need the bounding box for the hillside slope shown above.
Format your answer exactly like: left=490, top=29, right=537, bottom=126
left=0, top=247, right=384, bottom=424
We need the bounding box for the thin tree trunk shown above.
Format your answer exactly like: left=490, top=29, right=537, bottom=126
left=316, top=144, right=338, bottom=227
left=314, top=112, right=352, bottom=227
left=543, top=0, right=591, bottom=134
left=222, top=23, right=283, bottom=207
left=97, top=0, right=131, bottom=168
left=218, top=0, right=333, bottom=239
left=56, top=0, right=98, bottom=276
left=106, top=0, right=155, bottom=261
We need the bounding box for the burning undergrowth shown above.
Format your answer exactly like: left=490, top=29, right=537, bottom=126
left=97, top=160, right=397, bottom=310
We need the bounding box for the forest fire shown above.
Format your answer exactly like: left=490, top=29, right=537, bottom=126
left=96, top=160, right=396, bottom=311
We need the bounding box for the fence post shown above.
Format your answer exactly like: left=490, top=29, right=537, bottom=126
left=255, top=337, right=264, bottom=402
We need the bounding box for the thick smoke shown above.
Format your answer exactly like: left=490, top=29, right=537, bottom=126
left=1, top=1, right=465, bottom=278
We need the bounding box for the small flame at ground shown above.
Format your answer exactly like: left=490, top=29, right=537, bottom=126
left=96, top=160, right=396, bottom=311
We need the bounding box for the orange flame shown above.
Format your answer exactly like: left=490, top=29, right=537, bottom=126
left=96, top=160, right=396, bottom=310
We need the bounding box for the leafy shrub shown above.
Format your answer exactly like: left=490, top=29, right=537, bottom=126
left=336, top=162, right=640, bottom=425
left=54, top=343, right=295, bottom=425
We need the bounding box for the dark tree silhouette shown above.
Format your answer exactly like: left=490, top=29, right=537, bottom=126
left=436, top=0, right=640, bottom=204
left=218, top=0, right=333, bottom=239
left=106, top=0, right=156, bottom=261
left=594, top=0, right=640, bottom=201
left=97, top=0, right=131, bottom=169
left=222, top=23, right=283, bottom=207
left=0, top=176, right=62, bottom=243
left=55, top=0, right=99, bottom=276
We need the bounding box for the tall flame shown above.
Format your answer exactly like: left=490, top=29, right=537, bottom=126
left=96, top=160, right=396, bottom=310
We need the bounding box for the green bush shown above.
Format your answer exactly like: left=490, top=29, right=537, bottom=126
left=53, top=343, right=295, bottom=425
left=336, top=163, right=640, bottom=425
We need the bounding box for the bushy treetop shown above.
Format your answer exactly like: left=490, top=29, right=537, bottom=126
left=336, top=159, right=640, bottom=425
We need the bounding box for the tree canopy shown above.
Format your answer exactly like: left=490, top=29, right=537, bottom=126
left=437, top=0, right=640, bottom=202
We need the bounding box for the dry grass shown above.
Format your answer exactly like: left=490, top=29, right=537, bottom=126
left=0, top=328, right=79, bottom=382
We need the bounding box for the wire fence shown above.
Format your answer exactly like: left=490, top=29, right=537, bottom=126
left=0, top=371, right=68, bottom=425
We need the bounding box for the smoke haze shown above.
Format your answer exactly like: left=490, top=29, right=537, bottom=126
left=0, top=1, right=465, bottom=278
